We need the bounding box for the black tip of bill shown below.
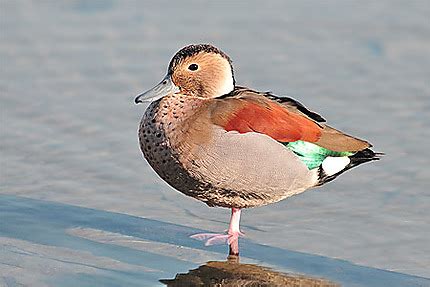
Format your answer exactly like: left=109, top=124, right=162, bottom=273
left=134, top=96, right=143, bottom=104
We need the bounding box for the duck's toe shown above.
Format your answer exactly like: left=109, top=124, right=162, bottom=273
left=190, top=231, right=244, bottom=247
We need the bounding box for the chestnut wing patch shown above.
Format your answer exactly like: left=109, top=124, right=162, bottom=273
left=223, top=101, right=322, bottom=143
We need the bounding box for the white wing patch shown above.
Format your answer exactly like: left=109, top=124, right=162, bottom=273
left=322, top=156, right=350, bottom=176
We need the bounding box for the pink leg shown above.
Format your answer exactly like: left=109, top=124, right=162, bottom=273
left=190, top=208, right=243, bottom=255
left=227, top=208, right=242, bottom=256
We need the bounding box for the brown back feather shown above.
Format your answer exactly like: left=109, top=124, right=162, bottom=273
left=217, top=87, right=371, bottom=152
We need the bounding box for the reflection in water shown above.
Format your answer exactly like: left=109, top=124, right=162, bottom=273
left=161, top=257, right=339, bottom=287
left=2, top=196, right=428, bottom=286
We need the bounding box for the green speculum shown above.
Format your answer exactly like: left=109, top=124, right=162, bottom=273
left=285, top=140, right=354, bottom=170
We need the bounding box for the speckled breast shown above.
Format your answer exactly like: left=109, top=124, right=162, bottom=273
left=138, top=95, right=216, bottom=205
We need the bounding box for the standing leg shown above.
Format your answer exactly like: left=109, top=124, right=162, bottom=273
left=190, top=208, right=244, bottom=255
left=228, top=208, right=242, bottom=256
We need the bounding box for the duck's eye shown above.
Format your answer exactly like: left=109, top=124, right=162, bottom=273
left=188, top=64, right=198, bottom=71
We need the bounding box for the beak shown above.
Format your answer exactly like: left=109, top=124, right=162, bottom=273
left=134, top=75, right=180, bottom=104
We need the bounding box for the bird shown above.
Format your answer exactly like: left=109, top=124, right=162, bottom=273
left=134, top=44, right=381, bottom=256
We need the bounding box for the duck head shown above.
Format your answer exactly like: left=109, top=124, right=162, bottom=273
left=135, top=44, right=235, bottom=103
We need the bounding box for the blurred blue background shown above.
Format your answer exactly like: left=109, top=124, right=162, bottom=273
left=1, top=1, right=429, bottom=286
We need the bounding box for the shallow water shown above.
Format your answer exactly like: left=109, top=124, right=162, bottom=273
left=1, top=195, right=428, bottom=286
left=1, top=1, right=430, bottom=286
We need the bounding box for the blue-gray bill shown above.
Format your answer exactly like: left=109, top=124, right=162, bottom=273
left=135, top=75, right=179, bottom=104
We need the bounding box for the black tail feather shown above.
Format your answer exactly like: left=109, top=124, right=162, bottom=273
left=317, top=148, right=382, bottom=186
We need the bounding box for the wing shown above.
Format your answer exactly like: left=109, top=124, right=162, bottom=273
left=212, top=87, right=371, bottom=152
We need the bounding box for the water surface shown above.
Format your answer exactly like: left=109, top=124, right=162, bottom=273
left=1, top=1, right=429, bottom=286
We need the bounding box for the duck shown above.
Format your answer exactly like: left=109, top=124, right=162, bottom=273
left=135, top=44, right=381, bottom=256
